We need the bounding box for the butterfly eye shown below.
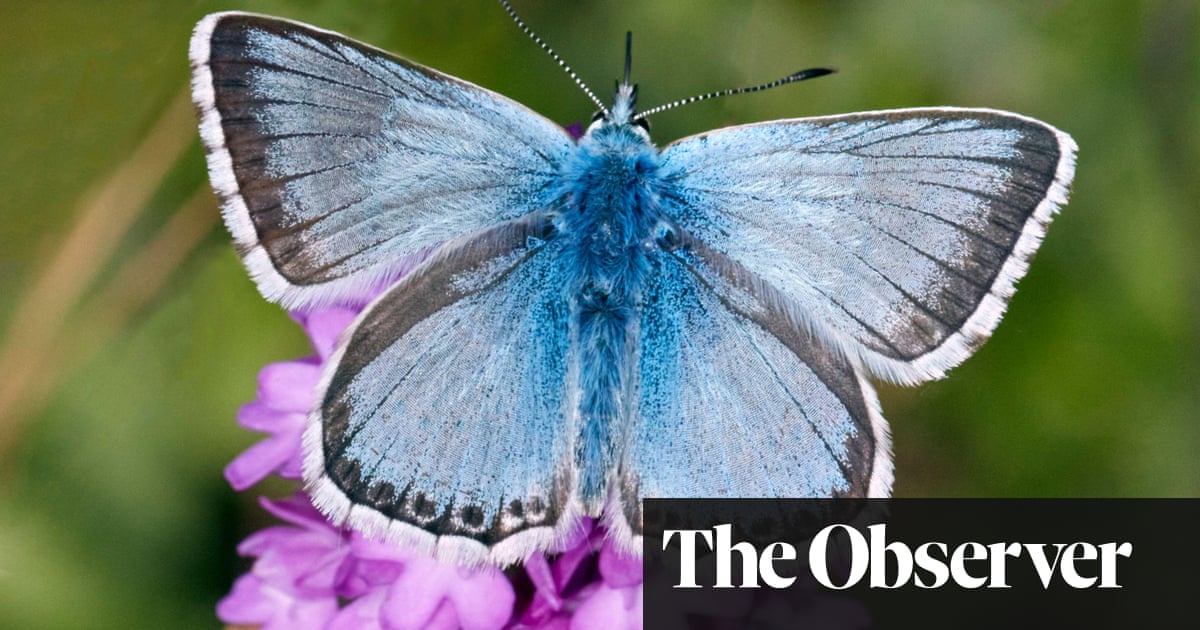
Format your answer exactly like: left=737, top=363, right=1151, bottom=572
left=653, top=222, right=680, bottom=251
left=635, top=117, right=651, bottom=132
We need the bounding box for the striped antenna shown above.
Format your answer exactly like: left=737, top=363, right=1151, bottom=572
left=635, top=67, right=836, bottom=120
left=497, top=0, right=608, bottom=116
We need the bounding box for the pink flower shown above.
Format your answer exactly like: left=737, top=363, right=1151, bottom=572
left=216, top=495, right=344, bottom=628
left=223, top=308, right=357, bottom=489
left=217, top=492, right=520, bottom=629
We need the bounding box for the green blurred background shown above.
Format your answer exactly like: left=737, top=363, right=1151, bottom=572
left=0, top=0, right=1195, bottom=627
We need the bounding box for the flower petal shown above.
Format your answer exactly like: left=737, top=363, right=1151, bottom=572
left=327, top=587, right=387, bottom=630
left=235, top=400, right=290, bottom=432
left=379, top=563, right=448, bottom=630
left=217, top=572, right=340, bottom=629
left=256, top=361, right=321, bottom=412
left=349, top=531, right=412, bottom=562
left=423, top=600, right=462, bottom=630
left=570, top=583, right=642, bottom=630
left=598, top=540, right=642, bottom=588
left=523, top=552, right=562, bottom=619
left=224, top=435, right=296, bottom=490
left=552, top=521, right=599, bottom=589
left=350, top=557, right=405, bottom=589
left=216, top=574, right=276, bottom=623
left=260, top=494, right=331, bottom=530
left=263, top=595, right=340, bottom=630
left=299, top=307, right=359, bottom=359
left=446, top=567, right=516, bottom=630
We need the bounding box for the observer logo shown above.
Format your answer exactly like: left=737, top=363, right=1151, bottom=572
left=643, top=499, right=1199, bottom=629
left=663, top=523, right=1133, bottom=590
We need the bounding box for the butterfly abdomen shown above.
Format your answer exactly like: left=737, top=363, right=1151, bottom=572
left=561, top=125, right=665, bottom=508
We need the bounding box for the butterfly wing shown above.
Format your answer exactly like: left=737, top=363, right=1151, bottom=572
left=608, top=242, right=891, bottom=544
left=303, top=213, right=580, bottom=566
left=190, top=12, right=573, bottom=309
left=658, top=108, right=1076, bottom=384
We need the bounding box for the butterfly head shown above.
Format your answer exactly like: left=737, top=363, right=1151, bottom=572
left=586, top=83, right=650, bottom=138
left=584, top=32, right=651, bottom=141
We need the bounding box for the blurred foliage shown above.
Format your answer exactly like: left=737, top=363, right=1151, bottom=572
left=0, top=0, right=1196, bottom=627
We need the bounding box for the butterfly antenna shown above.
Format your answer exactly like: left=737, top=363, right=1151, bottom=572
left=497, top=0, right=609, bottom=116
left=634, top=67, right=835, bottom=120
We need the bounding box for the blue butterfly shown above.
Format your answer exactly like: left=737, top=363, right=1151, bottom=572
left=190, top=6, right=1075, bottom=566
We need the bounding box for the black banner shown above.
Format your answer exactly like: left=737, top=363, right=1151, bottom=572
left=643, top=499, right=1200, bottom=628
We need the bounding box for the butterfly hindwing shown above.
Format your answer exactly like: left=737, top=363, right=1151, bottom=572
left=659, top=108, right=1076, bottom=384
left=609, top=237, right=891, bottom=542
left=190, top=12, right=573, bottom=309
left=303, top=214, right=580, bottom=566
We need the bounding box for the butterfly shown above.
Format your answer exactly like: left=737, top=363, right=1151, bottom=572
left=190, top=6, right=1075, bottom=567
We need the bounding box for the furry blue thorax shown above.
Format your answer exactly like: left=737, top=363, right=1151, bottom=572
left=555, top=96, right=668, bottom=508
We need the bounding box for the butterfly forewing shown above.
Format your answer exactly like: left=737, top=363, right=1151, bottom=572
left=304, top=214, right=581, bottom=565
left=660, top=108, right=1076, bottom=385
left=191, top=12, right=573, bottom=309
